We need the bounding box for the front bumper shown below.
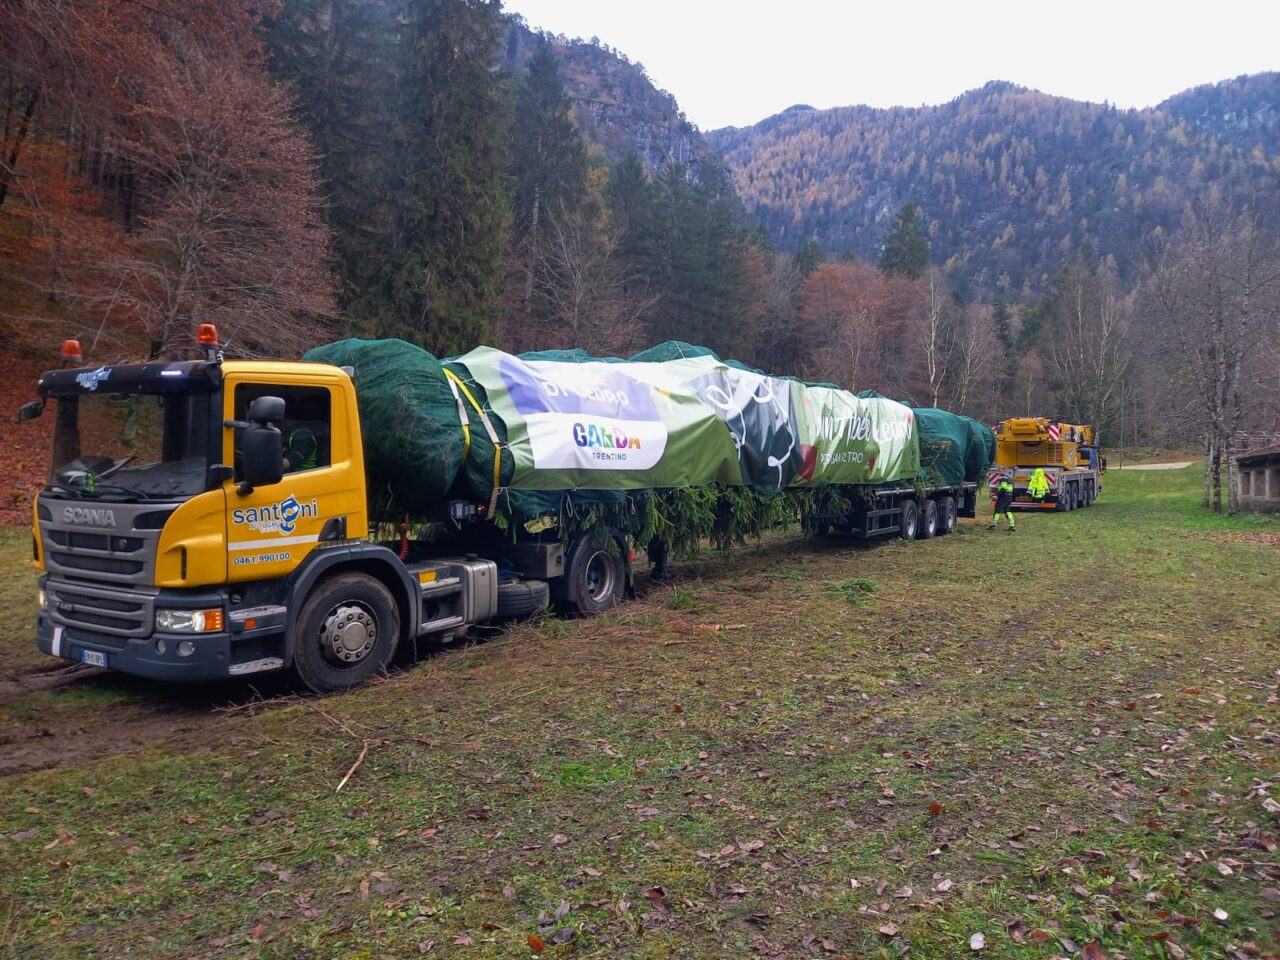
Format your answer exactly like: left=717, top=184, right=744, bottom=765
left=36, top=577, right=289, bottom=682
left=37, top=611, right=239, bottom=682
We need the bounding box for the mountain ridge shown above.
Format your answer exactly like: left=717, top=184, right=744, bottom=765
left=706, top=73, right=1280, bottom=295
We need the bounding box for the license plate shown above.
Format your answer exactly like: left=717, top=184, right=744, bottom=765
left=79, top=649, right=108, bottom=668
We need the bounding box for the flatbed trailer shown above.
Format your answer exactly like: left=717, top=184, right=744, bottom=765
left=807, top=481, right=981, bottom=539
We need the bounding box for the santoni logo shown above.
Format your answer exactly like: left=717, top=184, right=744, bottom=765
left=232, top=494, right=317, bottom=535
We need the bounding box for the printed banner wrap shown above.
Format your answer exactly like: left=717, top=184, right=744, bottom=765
left=449, top=348, right=919, bottom=491
left=791, top=386, right=920, bottom=485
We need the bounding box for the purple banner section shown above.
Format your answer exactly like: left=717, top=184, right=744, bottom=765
left=499, top=355, right=662, bottom=420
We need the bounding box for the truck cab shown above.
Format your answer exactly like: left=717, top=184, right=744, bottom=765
left=26, top=330, right=530, bottom=692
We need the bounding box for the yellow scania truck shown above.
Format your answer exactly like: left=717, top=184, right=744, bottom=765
left=989, top=417, right=1105, bottom=511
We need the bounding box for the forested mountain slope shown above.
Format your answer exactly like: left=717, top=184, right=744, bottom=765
left=707, top=75, right=1280, bottom=295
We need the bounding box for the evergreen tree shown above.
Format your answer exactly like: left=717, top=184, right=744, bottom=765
left=879, top=202, right=930, bottom=279
left=793, top=237, right=824, bottom=278
left=991, top=284, right=1014, bottom=349
left=606, top=151, right=660, bottom=304
left=267, top=0, right=401, bottom=321
left=392, top=0, right=512, bottom=353
left=511, top=40, right=587, bottom=238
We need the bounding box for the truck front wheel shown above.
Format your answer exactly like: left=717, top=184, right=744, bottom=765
left=292, top=573, right=400, bottom=693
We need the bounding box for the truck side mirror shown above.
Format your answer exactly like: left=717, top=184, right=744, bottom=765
left=16, top=399, right=44, bottom=421
left=240, top=423, right=283, bottom=492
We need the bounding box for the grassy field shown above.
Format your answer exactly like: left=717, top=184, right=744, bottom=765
left=1, top=466, right=1277, bottom=959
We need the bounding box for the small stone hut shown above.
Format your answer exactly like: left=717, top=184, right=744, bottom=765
left=1236, top=443, right=1280, bottom=512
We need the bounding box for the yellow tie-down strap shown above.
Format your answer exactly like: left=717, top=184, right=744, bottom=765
left=443, top=368, right=504, bottom=516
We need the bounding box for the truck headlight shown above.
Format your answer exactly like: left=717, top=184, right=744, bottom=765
left=155, top=608, right=224, bottom=633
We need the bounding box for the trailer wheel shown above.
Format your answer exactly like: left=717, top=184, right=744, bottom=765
left=917, top=499, right=938, bottom=539
left=495, top=579, right=551, bottom=621
left=292, top=573, right=400, bottom=694
left=560, top=534, right=624, bottom=616
left=937, top=496, right=957, bottom=534
left=898, top=500, right=918, bottom=540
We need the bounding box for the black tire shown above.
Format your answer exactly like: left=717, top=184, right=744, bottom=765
left=898, top=500, right=918, bottom=540
left=292, top=573, right=400, bottom=694
left=917, top=498, right=938, bottom=539
left=1069, top=486, right=1079, bottom=511
left=937, top=495, right=957, bottom=535
left=495, top=579, right=550, bottom=620
left=561, top=534, right=624, bottom=616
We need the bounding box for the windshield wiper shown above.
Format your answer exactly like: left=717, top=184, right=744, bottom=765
left=79, top=482, right=152, bottom=500
left=44, top=483, right=84, bottom=499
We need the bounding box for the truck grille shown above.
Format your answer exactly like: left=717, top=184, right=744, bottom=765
left=38, top=496, right=173, bottom=586
left=46, top=579, right=156, bottom=638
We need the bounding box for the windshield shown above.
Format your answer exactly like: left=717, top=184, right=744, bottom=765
left=49, top=390, right=213, bottom=500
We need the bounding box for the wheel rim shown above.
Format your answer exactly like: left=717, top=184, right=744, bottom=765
left=319, top=600, right=379, bottom=669
left=583, top=550, right=616, bottom=603
left=904, top=509, right=917, bottom=538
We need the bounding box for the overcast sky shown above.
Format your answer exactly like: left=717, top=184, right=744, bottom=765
left=502, top=0, right=1280, bottom=130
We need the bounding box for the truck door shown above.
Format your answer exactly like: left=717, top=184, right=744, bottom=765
left=222, top=379, right=348, bottom=582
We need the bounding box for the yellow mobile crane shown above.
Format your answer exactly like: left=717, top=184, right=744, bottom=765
left=989, top=417, right=1105, bottom=511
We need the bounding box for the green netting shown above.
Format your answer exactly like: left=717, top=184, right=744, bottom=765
left=912, top=407, right=986, bottom=486
left=302, top=338, right=466, bottom=516
left=961, top=415, right=997, bottom=482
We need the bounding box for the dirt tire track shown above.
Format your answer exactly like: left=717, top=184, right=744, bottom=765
left=0, top=661, right=291, bottom=777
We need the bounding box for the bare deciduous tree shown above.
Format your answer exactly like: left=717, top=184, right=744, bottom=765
left=1144, top=196, right=1280, bottom=513
left=1041, top=252, right=1130, bottom=442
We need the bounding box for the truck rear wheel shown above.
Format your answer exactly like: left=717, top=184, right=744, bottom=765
left=937, top=496, right=957, bottom=534
left=292, top=573, right=400, bottom=693
left=898, top=500, right=918, bottom=540
left=917, top=498, right=938, bottom=539
left=560, top=534, right=625, bottom=616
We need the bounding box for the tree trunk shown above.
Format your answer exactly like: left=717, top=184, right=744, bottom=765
left=0, top=87, right=38, bottom=208
left=1210, top=433, right=1222, bottom=513
left=1202, top=434, right=1211, bottom=508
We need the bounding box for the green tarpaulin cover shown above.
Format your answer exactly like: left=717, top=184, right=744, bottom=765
left=302, top=339, right=995, bottom=519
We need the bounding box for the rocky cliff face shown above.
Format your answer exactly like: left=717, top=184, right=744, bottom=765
left=502, top=18, right=713, bottom=178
